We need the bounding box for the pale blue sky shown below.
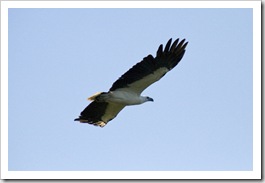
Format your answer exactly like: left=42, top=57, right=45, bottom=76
left=8, top=8, right=253, bottom=171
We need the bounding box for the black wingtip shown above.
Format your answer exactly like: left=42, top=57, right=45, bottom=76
left=164, top=38, right=172, bottom=52
left=156, top=38, right=188, bottom=56
left=156, top=44, right=163, bottom=57
left=170, top=38, right=179, bottom=52
left=154, top=38, right=188, bottom=70
left=173, top=39, right=187, bottom=52
left=182, top=41, right=189, bottom=49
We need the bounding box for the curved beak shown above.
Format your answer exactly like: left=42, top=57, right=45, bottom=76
left=148, top=97, right=154, bottom=102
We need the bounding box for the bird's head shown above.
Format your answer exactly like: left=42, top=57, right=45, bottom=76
left=143, top=96, right=154, bottom=103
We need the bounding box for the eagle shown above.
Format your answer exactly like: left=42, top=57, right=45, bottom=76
left=75, top=38, right=188, bottom=127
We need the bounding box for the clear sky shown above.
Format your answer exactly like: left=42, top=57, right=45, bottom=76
left=8, top=7, right=253, bottom=171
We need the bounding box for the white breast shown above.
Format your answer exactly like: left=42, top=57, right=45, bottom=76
left=107, top=90, right=143, bottom=105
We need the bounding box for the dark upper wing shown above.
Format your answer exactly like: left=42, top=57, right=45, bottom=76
left=74, top=101, right=125, bottom=127
left=109, top=38, right=188, bottom=94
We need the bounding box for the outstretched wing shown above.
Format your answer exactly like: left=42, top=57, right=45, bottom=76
left=75, top=101, right=125, bottom=127
left=109, top=38, right=188, bottom=95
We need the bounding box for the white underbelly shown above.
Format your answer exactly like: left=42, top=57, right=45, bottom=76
left=108, top=91, right=141, bottom=105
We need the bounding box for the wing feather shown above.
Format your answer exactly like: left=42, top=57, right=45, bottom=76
left=109, top=38, right=188, bottom=94
left=164, top=38, right=172, bottom=52
left=75, top=101, right=125, bottom=127
left=170, top=38, right=179, bottom=52
left=156, top=44, right=163, bottom=57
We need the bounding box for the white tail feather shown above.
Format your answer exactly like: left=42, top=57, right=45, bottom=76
left=87, top=92, right=103, bottom=101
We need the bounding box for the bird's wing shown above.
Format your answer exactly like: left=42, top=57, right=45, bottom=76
left=75, top=101, right=125, bottom=127
left=109, top=38, right=188, bottom=95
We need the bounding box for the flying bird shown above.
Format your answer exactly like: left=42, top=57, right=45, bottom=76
left=75, top=38, right=188, bottom=127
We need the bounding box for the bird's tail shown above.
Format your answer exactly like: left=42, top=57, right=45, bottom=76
left=88, top=92, right=109, bottom=102
left=88, top=92, right=102, bottom=101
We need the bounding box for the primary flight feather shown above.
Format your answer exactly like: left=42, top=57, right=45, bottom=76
left=75, top=38, right=188, bottom=127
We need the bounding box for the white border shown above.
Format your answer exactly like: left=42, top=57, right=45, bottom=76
left=1, top=0, right=261, bottom=180
left=1, top=170, right=262, bottom=179
left=0, top=0, right=261, bottom=8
